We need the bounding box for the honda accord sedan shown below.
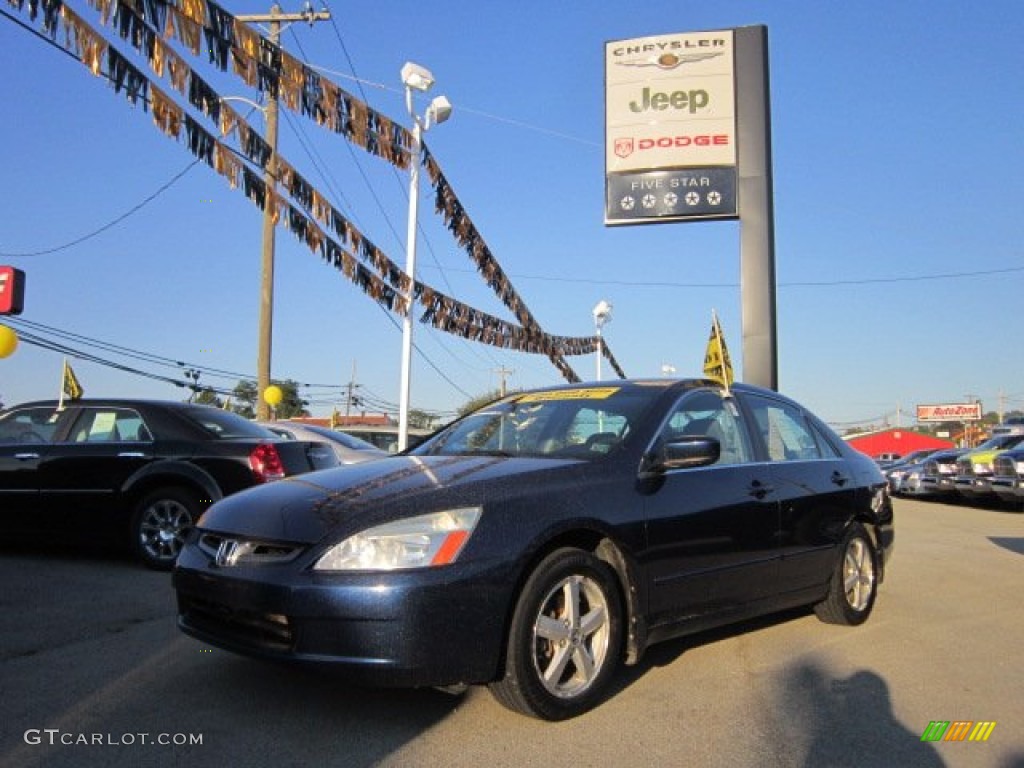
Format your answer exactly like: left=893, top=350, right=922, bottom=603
left=174, top=380, right=893, bottom=720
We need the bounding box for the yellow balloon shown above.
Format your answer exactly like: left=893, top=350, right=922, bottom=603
left=0, top=325, right=18, bottom=358
left=263, top=384, right=283, bottom=406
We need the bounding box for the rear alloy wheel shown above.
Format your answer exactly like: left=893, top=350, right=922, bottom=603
left=489, top=548, right=623, bottom=720
left=131, top=488, right=200, bottom=570
left=814, top=523, right=878, bottom=626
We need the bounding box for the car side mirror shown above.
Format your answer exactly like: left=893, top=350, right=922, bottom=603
left=643, top=436, right=721, bottom=476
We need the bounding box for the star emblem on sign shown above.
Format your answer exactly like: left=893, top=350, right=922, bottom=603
left=685, top=192, right=700, bottom=206
left=708, top=191, right=722, bottom=205
left=642, top=194, right=657, bottom=209
left=664, top=192, right=678, bottom=207
left=620, top=196, right=635, bottom=210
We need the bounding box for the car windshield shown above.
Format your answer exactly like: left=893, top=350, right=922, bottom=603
left=976, top=434, right=1024, bottom=451
left=414, top=386, right=657, bottom=459
left=302, top=424, right=381, bottom=451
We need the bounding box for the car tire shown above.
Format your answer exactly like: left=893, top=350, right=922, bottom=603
left=131, top=487, right=200, bottom=570
left=813, top=523, right=878, bottom=626
left=489, top=547, right=623, bottom=720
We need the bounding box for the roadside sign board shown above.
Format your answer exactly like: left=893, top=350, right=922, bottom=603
left=605, top=29, right=738, bottom=224
left=0, top=266, right=25, bottom=315
left=916, top=403, right=983, bottom=422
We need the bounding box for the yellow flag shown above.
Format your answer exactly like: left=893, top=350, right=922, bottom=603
left=702, top=312, right=734, bottom=389
left=63, top=359, right=84, bottom=401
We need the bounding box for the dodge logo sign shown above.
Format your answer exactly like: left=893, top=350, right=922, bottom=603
left=614, top=138, right=634, bottom=158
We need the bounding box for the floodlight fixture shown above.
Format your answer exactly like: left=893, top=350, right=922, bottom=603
left=427, top=95, right=453, bottom=127
left=593, top=300, right=613, bottom=328
left=401, top=61, right=435, bottom=92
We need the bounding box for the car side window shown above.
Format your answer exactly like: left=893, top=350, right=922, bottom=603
left=659, top=390, right=752, bottom=465
left=68, top=408, right=152, bottom=443
left=808, top=420, right=843, bottom=459
left=0, top=407, right=62, bottom=444
left=744, top=395, right=821, bottom=462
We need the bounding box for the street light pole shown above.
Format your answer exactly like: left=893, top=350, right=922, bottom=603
left=592, top=300, right=612, bottom=383
left=237, top=3, right=330, bottom=420
left=397, top=62, right=451, bottom=451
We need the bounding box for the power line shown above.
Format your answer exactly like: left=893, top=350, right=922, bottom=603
left=420, top=263, right=1024, bottom=290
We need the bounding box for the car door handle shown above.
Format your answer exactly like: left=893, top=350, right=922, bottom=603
left=14, top=452, right=41, bottom=460
left=831, top=471, right=850, bottom=487
left=118, top=452, right=146, bottom=458
left=748, top=479, right=775, bottom=499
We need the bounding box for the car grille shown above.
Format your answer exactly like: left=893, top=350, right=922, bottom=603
left=180, top=595, right=295, bottom=652
left=993, top=455, right=1018, bottom=477
left=956, top=458, right=974, bottom=476
left=198, top=532, right=303, bottom=565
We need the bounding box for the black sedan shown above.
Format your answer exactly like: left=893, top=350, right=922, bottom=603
left=0, top=399, right=337, bottom=568
left=174, top=380, right=893, bottom=720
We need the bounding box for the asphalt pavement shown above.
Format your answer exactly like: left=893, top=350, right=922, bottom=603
left=1, top=498, right=1022, bottom=768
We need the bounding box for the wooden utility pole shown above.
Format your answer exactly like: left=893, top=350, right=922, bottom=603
left=494, top=366, right=513, bottom=397
left=238, top=4, right=330, bottom=420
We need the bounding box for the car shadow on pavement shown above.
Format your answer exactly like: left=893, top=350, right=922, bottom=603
left=606, top=605, right=812, bottom=697
left=989, top=537, right=1024, bottom=556
left=180, top=654, right=465, bottom=763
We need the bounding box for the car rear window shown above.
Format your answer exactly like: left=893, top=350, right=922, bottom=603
left=181, top=406, right=277, bottom=439
left=0, top=407, right=62, bottom=444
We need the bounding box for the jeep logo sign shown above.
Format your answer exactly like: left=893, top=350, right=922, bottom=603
left=605, top=29, right=738, bottom=224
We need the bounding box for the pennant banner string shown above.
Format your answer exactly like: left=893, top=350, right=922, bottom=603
left=10, top=0, right=625, bottom=379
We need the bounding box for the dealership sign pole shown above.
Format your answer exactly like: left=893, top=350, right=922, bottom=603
left=604, top=25, right=777, bottom=389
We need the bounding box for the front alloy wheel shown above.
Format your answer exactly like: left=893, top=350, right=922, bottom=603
left=532, top=573, right=612, bottom=699
left=490, top=548, right=623, bottom=720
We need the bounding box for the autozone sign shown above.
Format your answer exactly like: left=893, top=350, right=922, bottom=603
left=916, top=403, right=983, bottom=422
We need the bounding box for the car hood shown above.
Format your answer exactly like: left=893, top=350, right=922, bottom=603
left=959, top=448, right=1007, bottom=465
left=196, top=453, right=586, bottom=544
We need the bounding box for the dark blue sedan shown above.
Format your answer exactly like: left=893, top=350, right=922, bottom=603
left=174, top=380, right=893, bottom=720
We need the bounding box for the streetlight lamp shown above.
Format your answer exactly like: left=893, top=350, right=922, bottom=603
left=592, top=300, right=613, bottom=382
left=397, top=61, right=451, bottom=451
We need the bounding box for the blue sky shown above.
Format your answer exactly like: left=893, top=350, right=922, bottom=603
left=1, top=0, right=1021, bottom=427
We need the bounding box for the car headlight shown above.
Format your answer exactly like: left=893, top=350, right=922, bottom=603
left=973, top=462, right=992, bottom=474
left=314, top=507, right=482, bottom=571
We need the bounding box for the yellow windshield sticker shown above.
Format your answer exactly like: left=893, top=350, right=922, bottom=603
left=518, top=387, right=621, bottom=403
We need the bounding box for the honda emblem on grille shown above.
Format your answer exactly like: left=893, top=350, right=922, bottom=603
left=215, top=539, right=241, bottom=567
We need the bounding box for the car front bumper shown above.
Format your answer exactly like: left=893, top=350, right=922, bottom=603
left=920, top=474, right=958, bottom=495
left=173, top=543, right=516, bottom=688
left=954, top=475, right=994, bottom=498
left=991, top=475, right=1024, bottom=502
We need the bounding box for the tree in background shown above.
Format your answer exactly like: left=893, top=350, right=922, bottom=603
left=457, top=389, right=513, bottom=418
left=409, top=408, right=440, bottom=430
left=230, top=380, right=258, bottom=419
left=272, top=379, right=310, bottom=420
left=226, top=379, right=310, bottom=420
left=194, top=388, right=224, bottom=408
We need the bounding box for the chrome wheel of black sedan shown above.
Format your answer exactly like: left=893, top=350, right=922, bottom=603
left=132, top=487, right=200, bottom=570
left=173, top=380, right=894, bottom=719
